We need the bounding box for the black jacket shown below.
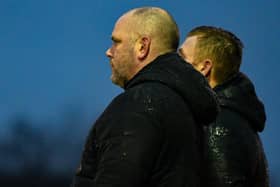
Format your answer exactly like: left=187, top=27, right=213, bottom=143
left=202, top=72, right=269, bottom=187
left=72, top=53, right=219, bottom=187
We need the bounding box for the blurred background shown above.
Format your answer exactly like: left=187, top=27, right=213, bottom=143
left=1, top=0, right=279, bottom=186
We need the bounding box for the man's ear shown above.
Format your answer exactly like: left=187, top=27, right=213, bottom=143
left=136, top=36, right=151, bottom=61
left=199, top=59, right=212, bottom=77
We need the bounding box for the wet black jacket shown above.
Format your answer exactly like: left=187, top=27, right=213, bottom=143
left=72, top=53, right=219, bottom=187
left=202, top=72, right=269, bottom=187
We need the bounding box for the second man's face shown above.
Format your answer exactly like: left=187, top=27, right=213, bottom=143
left=179, top=36, right=197, bottom=65
left=179, top=35, right=200, bottom=70
left=179, top=35, right=214, bottom=86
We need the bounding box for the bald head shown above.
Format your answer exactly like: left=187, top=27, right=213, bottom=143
left=121, top=7, right=180, bottom=53
left=106, top=7, right=179, bottom=88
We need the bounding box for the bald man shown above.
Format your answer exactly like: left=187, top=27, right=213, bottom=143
left=71, top=8, right=219, bottom=187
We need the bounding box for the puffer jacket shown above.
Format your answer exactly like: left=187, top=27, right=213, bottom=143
left=202, top=72, right=269, bottom=187
left=71, top=53, right=219, bottom=187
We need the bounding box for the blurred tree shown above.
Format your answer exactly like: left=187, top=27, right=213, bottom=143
left=3, top=117, right=49, bottom=175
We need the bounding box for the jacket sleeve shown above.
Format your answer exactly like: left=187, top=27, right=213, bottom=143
left=203, top=106, right=271, bottom=187
left=73, top=106, right=162, bottom=187
left=204, top=121, right=265, bottom=187
left=203, top=124, right=248, bottom=187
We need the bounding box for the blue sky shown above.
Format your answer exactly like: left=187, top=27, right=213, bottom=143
left=1, top=0, right=279, bottom=181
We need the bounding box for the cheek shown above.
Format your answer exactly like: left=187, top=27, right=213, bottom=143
left=110, top=45, right=117, bottom=56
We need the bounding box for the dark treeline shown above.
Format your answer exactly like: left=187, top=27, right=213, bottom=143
left=0, top=113, right=278, bottom=187
left=0, top=108, right=92, bottom=187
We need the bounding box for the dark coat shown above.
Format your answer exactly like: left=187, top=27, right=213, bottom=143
left=71, top=53, right=219, bottom=187
left=202, top=72, right=269, bottom=187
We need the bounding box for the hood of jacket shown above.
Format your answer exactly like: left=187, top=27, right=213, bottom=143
left=214, top=72, right=266, bottom=132
left=124, top=52, right=219, bottom=126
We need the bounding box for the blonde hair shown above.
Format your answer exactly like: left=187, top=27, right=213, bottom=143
left=187, top=26, right=244, bottom=84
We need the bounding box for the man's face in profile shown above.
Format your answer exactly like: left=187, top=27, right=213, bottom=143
left=179, top=35, right=200, bottom=71
left=106, top=14, right=137, bottom=88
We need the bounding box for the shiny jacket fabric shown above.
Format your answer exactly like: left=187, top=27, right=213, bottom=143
left=72, top=53, right=219, bottom=187
left=202, top=72, right=269, bottom=187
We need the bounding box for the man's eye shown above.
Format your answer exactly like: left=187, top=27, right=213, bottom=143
left=113, top=40, right=121, bottom=44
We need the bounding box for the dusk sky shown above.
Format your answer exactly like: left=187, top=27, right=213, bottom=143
left=1, top=0, right=279, bottom=183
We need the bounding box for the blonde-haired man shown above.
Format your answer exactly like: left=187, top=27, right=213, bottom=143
left=180, top=26, right=269, bottom=187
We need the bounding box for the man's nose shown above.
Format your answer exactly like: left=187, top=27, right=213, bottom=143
left=106, top=48, right=112, bottom=58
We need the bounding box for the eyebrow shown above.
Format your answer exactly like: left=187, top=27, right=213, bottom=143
left=111, top=36, right=121, bottom=43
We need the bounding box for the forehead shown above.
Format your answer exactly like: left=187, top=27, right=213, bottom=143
left=181, top=36, right=198, bottom=49
left=180, top=36, right=198, bottom=54
left=178, top=35, right=200, bottom=64
left=112, top=13, right=132, bottom=35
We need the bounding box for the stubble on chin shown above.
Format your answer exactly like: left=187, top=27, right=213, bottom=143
left=110, top=71, right=124, bottom=88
